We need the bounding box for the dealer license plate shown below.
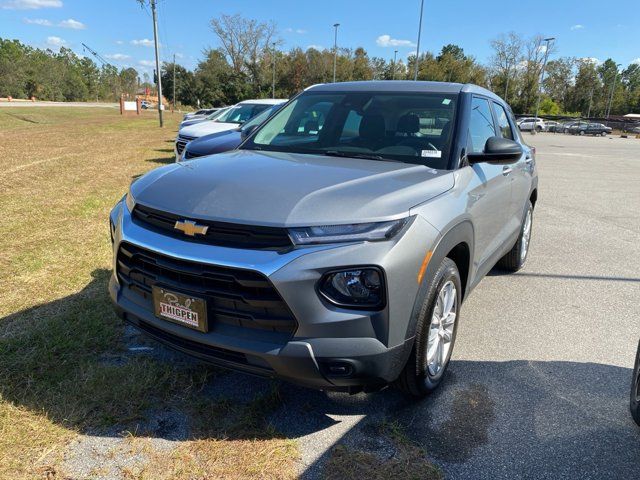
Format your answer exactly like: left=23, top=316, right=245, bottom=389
left=152, top=286, right=208, bottom=332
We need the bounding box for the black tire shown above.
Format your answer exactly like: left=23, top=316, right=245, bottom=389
left=497, top=201, right=533, bottom=272
left=579, top=130, right=585, bottom=136
left=535, top=126, right=542, bottom=132
left=395, top=257, right=461, bottom=398
left=631, top=341, right=640, bottom=426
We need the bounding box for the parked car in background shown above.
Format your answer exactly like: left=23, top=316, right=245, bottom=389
left=517, top=117, right=546, bottom=132
left=560, top=121, right=580, bottom=133
left=632, top=340, right=640, bottom=426
left=544, top=121, right=561, bottom=132
left=141, top=100, right=151, bottom=110
left=179, top=107, right=229, bottom=129
left=183, top=108, right=218, bottom=121
left=569, top=122, right=612, bottom=136
left=175, top=99, right=287, bottom=159
left=110, top=81, right=538, bottom=397
left=180, top=104, right=283, bottom=161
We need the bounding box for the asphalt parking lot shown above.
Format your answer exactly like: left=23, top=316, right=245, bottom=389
left=264, top=132, right=640, bottom=478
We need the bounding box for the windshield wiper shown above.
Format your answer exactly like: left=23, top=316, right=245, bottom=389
left=324, top=150, right=399, bottom=162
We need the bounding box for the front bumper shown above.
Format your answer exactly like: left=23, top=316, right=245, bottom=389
left=109, top=199, right=439, bottom=390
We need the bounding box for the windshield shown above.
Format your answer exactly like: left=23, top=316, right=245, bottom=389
left=240, top=105, right=280, bottom=132
left=205, top=107, right=229, bottom=121
left=214, top=103, right=271, bottom=125
left=242, top=91, right=457, bottom=169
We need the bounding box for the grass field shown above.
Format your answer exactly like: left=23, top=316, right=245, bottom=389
left=0, top=108, right=299, bottom=479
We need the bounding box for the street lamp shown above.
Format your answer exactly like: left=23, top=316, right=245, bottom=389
left=393, top=49, right=398, bottom=80
left=606, top=63, right=621, bottom=119
left=414, top=0, right=424, bottom=81
left=532, top=36, right=555, bottom=135
left=333, top=23, right=340, bottom=83
left=271, top=42, right=276, bottom=99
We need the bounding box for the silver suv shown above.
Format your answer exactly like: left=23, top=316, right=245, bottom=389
left=109, top=81, right=538, bottom=397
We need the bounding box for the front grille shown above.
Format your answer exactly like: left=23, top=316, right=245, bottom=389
left=132, top=204, right=293, bottom=251
left=116, top=242, right=298, bottom=337
left=176, top=135, right=195, bottom=155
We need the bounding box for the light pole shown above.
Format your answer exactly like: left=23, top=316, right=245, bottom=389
left=413, top=0, right=424, bottom=81
left=606, top=63, right=621, bottom=119
left=532, top=36, right=555, bottom=135
left=271, top=42, right=276, bottom=99
left=332, top=23, right=340, bottom=83
left=150, top=0, right=163, bottom=127
left=393, top=49, right=398, bottom=80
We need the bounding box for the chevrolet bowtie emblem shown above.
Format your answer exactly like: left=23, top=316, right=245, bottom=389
left=174, top=219, right=209, bottom=236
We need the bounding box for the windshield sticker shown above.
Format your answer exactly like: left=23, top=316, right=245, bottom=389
left=421, top=149, right=442, bottom=158
left=442, top=98, right=451, bottom=105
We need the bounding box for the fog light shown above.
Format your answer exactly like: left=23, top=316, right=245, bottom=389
left=319, top=268, right=385, bottom=309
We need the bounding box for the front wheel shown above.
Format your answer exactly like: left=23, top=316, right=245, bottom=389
left=579, top=130, right=585, bottom=136
left=602, top=131, right=607, bottom=137
left=535, top=126, right=542, bottom=132
left=395, top=258, right=461, bottom=398
left=497, top=201, right=533, bottom=272
left=631, top=341, right=640, bottom=426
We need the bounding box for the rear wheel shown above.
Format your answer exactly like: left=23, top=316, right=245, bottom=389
left=497, top=201, right=533, bottom=272
left=535, top=126, right=542, bottom=133
left=631, top=341, right=640, bottom=426
left=579, top=130, right=585, bottom=136
left=395, top=258, right=461, bottom=398
left=601, top=131, right=607, bottom=137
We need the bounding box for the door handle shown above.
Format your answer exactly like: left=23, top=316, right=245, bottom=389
left=525, top=156, right=533, bottom=164
left=502, top=166, right=513, bottom=176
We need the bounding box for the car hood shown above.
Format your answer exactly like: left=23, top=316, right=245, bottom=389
left=131, top=150, right=455, bottom=227
left=186, top=130, right=241, bottom=156
left=180, top=121, right=239, bottom=138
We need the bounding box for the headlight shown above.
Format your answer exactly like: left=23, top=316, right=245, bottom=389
left=289, top=217, right=410, bottom=245
left=319, top=267, right=385, bottom=309
left=125, top=188, right=136, bottom=212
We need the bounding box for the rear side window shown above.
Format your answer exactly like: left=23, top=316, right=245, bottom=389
left=469, top=97, right=495, bottom=153
left=492, top=102, right=514, bottom=140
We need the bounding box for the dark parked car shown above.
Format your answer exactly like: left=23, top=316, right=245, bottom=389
left=632, top=341, right=640, bottom=426
left=181, top=104, right=282, bottom=161
left=569, top=122, right=612, bottom=136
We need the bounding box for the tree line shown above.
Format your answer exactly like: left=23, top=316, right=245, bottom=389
left=1, top=15, right=639, bottom=116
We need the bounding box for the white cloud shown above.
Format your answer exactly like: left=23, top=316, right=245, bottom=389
left=45, top=35, right=66, bottom=47
left=580, top=57, right=601, bottom=65
left=285, top=27, right=307, bottom=34
left=306, top=44, right=324, bottom=51
left=632, top=58, right=640, bottom=65
left=570, top=24, right=584, bottom=30
left=2, top=0, right=61, bottom=9
left=105, top=53, right=130, bottom=61
left=58, top=18, right=85, bottom=29
left=138, top=59, right=155, bottom=67
left=376, top=34, right=416, bottom=48
left=174, top=52, right=184, bottom=59
left=25, top=17, right=85, bottom=29
left=115, top=40, right=124, bottom=45
left=23, top=17, right=52, bottom=25
left=131, top=38, right=154, bottom=47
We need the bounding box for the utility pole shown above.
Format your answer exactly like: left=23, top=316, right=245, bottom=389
left=532, top=36, right=555, bottom=135
left=333, top=23, right=340, bottom=83
left=271, top=42, right=276, bottom=99
left=393, top=50, right=398, bottom=80
left=587, top=87, right=594, bottom=118
left=150, top=0, right=163, bottom=127
left=172, top=53, right=176, bottom=112
left=606, top=64, right=621, bottom=119
left=414, top=0, right=424, bottom=81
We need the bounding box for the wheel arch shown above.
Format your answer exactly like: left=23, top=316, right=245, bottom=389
left=404, top=220, right=474, bottom=341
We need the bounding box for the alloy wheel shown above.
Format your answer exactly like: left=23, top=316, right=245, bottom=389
left=426, top=280, right=457, bottom=376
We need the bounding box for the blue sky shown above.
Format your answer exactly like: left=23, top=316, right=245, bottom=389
left=1, top=0, right=638, bottom=77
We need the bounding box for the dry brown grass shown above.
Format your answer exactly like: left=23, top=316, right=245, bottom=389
left=0, top=107, right=298, bottom=479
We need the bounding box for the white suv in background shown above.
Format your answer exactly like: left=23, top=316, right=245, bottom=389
left=175, top=99, right=287, bottom=159
left=517, top=117, right=546, bottom=132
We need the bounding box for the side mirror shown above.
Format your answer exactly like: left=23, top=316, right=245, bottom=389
left=241, top=124, right=258, bottom=140
left=467, top=136, right=522, bottom=164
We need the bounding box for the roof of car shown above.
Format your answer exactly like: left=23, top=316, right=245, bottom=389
left=236, top=98, right=287, bottom=105
left=305, top=80, right=504, bottom=102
